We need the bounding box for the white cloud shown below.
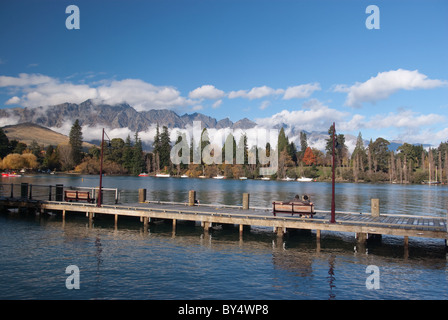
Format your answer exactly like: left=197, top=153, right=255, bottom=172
left=96, top=79, right=190, bottom=111
left=228, top=85, right=284, bottom=100
left=282, top=83, right=321, bottom=100
left=259, top=100, right=270, bottom=110
left=212, top=99, right=222, bottom=109
left=0, top=73, right=192, bottom=111
left=255, top=99, right=350, bottom=132
left=340, top=69, right=447, bottom=108
left=0, top=73, right=53, bottom=87
left=366, top=110, right=445, bottom=130
left=188, top=85, right=225, bottom=100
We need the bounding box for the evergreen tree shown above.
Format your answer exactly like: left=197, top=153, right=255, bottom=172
left=237, top=134, right=248, bottom=165
left=122, top=134, right=133, bottom=172
left=159, top=126, right=171, bottom=170
left=153, top=123, right=161, bottom=156
left=222, top=133, right=237, bottom=164
left=325, top=124, right=347, bottom=166
left=69, top=119, right=83, bottom=166
left=131, top=131, right=145, bottom=175
left=369, top=137, right=390, bottom=173
left=199, top=128, right=210, bottom=165
left=277, top=127, right=289, bottom=154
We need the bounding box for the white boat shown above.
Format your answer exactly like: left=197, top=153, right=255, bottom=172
left=213, top=175, right=225, bottom=179
left=282, top=177, right=295, bottom=181
left=297, top=177, right=313, bottom=182
left=199, top=175, right=207, bottom=179
left=261, top=177, right=270, bottom=181
left=181, top=174, right=189, bottom=178
left=138, top=172, right=149, bottom=177
left=239, top=176, right=247, bottom=180
left=155, top=173, right=170, bottom=178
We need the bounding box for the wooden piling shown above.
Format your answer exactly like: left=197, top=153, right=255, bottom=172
left=404, top=236, right=409, bottom=247
left=356, top=232, right=367, bottom=243
left=242, top=193, right=250, bottom=210
left=139, top=189, right=146, bottom=203
left=371, top=198, right=380, bottom=217
left=276, top=227, right=285, bottom=237
left=202, top=221, right=211, bottom=232
left=188, top=190, right=196, bottom=206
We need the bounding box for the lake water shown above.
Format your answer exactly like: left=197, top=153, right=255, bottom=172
left=1, top=174, right=448, bottom=300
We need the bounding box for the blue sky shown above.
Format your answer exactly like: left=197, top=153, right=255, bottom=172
left=0, top=0, right=447, bottom=147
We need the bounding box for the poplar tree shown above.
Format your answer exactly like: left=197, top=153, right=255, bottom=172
left=159, top=126, right=171, bottom=170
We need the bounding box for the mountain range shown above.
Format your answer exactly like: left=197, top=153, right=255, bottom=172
left=0, top=99, right=257, bottom=132
left=1, top=99, right=414, bottom=153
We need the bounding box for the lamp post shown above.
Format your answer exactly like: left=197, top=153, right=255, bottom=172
left=330, top=122, right=336, bottom=223
left=98, top=128, right=110, bottom=207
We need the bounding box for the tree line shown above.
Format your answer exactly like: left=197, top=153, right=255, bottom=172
left=1, top=121, right=447, bottom=184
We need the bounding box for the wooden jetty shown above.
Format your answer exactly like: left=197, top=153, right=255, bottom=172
left=1, top=184, right=447, bottom=248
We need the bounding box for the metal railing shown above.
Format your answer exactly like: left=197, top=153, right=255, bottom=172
left=0, top=183, right=120, bottom=205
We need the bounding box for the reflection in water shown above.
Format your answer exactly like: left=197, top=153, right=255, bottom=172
left=1, top=212, right=448, bottom=299
left=327, top=255, right=336, bottom=300
left=2, top=174, right=448, bottom=299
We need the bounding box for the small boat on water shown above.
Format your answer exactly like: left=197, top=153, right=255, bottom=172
left=422, top=180, right=441, bottom=185
left=138, top=173, right=149, bottom=177
left=261, top=177, right=270, bottom=181
left=239, top=176, right=247, bottom=180
left=297, top=177, right=313, bottom=182
left=181, top=174, right=189, bottom=178
left=213, top=175, right=225, bottom=179
left=2, top=172, right=22, bottom=177
left=155, top=173, right=170, bottom=178
left=282, top=177, right=295, bottom=181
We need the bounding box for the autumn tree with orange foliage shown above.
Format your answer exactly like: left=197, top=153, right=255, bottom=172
left=302, top=147, right=316, bottom=166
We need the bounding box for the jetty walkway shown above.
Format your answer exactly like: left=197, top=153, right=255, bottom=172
left=0, top=183, right=446, bottom=247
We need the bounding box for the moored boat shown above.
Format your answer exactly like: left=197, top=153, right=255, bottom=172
left=297, top=177, right=313, bottom=182
left=2, top=172, right=22, bottom=177
left=155, top=173, right=170, bottom=177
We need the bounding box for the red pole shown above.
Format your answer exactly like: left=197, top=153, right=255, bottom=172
left=97, top=128, right=104, bottom=207
left=330, top=122, right=336, bottom=223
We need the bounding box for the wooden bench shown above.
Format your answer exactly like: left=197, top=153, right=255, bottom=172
left=272, top=200, right=315, bottom=218
left=64, top=190, right=94, bottom=203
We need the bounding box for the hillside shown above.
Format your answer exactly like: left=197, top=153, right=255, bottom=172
left=2, top=122, right=95, bottom=149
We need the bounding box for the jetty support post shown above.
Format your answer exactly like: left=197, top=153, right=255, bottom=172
left=202, top=221, right=211, bottom=233
left=275, top=226, right=285, bottom=238
left=242, top=193, right=250, bottom=210
left=371, top=198, right=380, bottom=217
left=369, top=198, right=382, bottom=242
left=188, top=190, right=196, bottom=206
left=139, top=189, right=146, bottom=203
